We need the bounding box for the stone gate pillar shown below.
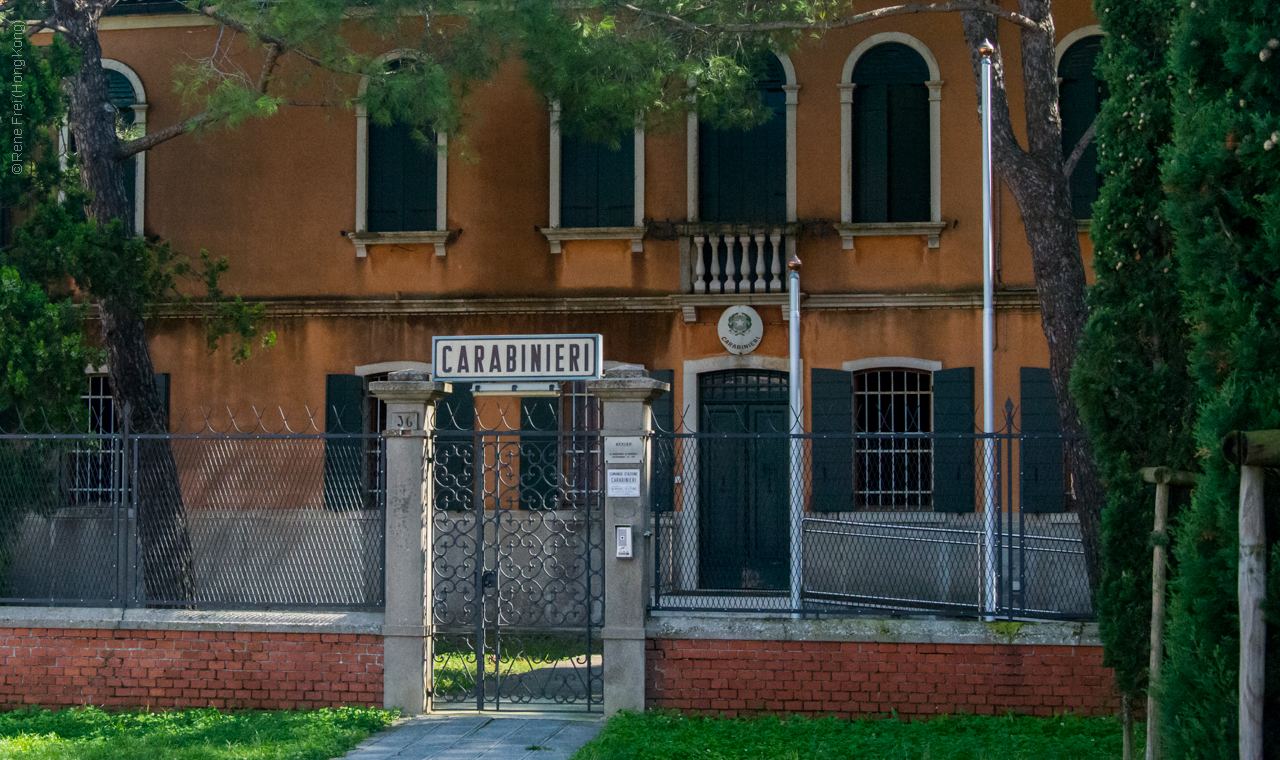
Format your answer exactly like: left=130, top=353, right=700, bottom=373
left=370, top=370, right=450, bottom=715
left=589, top=363, right=669, bottom=715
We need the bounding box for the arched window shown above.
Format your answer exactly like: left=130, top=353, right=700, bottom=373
left=698, top=55, right=787, bottom=224
left=850, top=43, right=930, bottom=224
left=1058, top=36, right=1104, bottom=219
left=106, top=70, right=139, bottom=231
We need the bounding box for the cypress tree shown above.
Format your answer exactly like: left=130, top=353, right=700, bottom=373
left=1071, top=0, right=1195, bottom=741
left=1159, top=0, right=1280, bottom=756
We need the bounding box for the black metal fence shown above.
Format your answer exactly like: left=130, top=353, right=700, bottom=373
left=651, top=429, right=1092, bottom=621
left=0, top=427, right=385, bottom=610
left=429, top=429, right=606, bottom=711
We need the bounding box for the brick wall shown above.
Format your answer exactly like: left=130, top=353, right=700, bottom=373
left=0, top=628, right=383, bottom=710
left=646, top=639, right=1119, bottom=718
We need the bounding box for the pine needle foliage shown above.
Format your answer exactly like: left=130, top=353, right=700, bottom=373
left=1158, top=0, right=1280, bottom=756
left=1070, top=0, right=1194, bottom=709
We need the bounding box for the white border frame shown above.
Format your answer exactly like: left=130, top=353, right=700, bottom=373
left=1055, top=25, right=1104, bottom=70
left=838, top=34, right=943, bottom=250
left=99, top=60, right=148, bottom=235
left=675, top=353, right=796, bottom=592
left=842, top=356, right=942, bottom=374
left=352, top=51, right=449, bottom=257
left=686, top=53, right=799, bottom=224
left=544, top=103, right=646, bottom=253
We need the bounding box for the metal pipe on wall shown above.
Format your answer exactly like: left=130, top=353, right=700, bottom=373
left=979, top=41, right=997, bottom=619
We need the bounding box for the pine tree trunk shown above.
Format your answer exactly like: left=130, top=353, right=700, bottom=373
left=54, top=0, right=193, bottom=603
left=960, top=3, right=1104, bottom=591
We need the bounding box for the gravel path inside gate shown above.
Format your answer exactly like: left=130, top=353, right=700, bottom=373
left=338, top=714, right=603, bottom=760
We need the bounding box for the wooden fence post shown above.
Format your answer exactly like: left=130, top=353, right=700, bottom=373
left=1222, top=430, right=1280, bottom=760
left=1138, top=467, right=1199, bottom=760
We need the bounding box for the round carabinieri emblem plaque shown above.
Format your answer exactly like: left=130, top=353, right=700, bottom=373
left=717, top=305, right=764, bottom=355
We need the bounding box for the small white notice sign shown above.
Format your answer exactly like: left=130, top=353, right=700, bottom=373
left=606, top=437, right=644, bottom=464
left=607, top=469, right=641, bottom=498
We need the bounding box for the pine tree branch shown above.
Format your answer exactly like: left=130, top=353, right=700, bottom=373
left=621, top=1, right=1047, bottom=35
left=1062, top=118, right=1097, bottom=181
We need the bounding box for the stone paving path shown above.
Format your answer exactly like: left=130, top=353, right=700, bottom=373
left=340, top=713, right=604, bottom=760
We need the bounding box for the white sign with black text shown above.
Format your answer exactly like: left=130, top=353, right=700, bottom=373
left=606, top=469, right=641, bottom=498
left=432, top=334, right=603, bottom=382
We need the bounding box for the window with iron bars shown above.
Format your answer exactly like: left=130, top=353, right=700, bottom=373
left=853, top=368, right=932, bottom=509
left=71, top=374, right=120, bottom=505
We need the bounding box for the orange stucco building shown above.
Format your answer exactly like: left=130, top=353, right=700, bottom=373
left=78, top=3, right=1101, bottom=443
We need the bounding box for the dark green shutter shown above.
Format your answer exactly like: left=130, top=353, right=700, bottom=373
left=852, top=43, right=931, bottom=224
left=520, top=397, right=560, bottom=509
left=1019, top=367, right=1065, bottom=513
left=888, top=82, right=930, bottom=222
left=648, top=370, right=675, bottom=513
left=699, top=55, right=785, bottom=224
left=598, top=136, right=635, bottom=227
left=562, top=131, right=634, bottom=228
left=810, top=368, right=853, bottom=513
left=1059, top=37, right=1104, bottom=220
left=368, top=123, right=436, bottom=232
left=153, top=373, right=170, bottom=431
left=932, top=367, right=975, bottom=513
left=106, top=71, right=138, bottom=233
left=561, top=133, right=599, bottom=227
left=434, top=382, right=475, bottom=512
left=324, top=374, right=365, bottom=510
left=854, top=83, right=889, bottom=222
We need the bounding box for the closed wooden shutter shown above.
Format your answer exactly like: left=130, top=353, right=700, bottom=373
left=698, top=55, right=786, bottom=224
left=153, top=373, right=170, bottom=431
left=434, top=382, right=475, bottom=512
left=324, top=374, right=366, bottom=510
left=810, top=368, right=853, bottom=513
left=106, top=71, right=138, bottom=233
left=561, top=133, right=635, bottom=228
left=1019, top=367, right=1065, bottom=513
left=852, top=43, right=931, bottom=224
left=932, top=367, right=975, bottom=513
left=648, top=369, right=675, bottom=513
left=888, top=82, right=930, bottom=221
left=561, top=132, right=599, bottom=227
left=368, top=122, right=436, bottom=232
left=1059, top=37, right=1104, bottom=219
left=520, top=397, right=560, bottom=509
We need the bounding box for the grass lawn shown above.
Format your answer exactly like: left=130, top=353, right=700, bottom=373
left=0, top=705, right=397, bottom=760
left=570, top=711, right=1139, bottom=760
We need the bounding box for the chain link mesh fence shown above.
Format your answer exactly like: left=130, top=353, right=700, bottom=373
left=651, top=431, right=1092, bottom=621
left=0, top=424, right=385, bottom=610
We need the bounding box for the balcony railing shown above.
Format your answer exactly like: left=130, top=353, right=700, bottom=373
left=688, top=225, right=790, bottom=295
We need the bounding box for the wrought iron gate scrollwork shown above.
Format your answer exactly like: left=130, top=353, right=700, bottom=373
left=429, top=428, right=605, bottom=711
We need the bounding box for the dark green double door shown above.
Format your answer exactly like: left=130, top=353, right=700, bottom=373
left=698, top=370, right=790, bottom=591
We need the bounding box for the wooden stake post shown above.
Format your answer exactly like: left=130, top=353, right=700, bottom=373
left=1222, top=430, right=1280, bottom=760
left=1138, top=467, right=1198, bottom=760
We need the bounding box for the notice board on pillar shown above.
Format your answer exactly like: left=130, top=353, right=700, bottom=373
left=432, top=334, right=604, bottom=382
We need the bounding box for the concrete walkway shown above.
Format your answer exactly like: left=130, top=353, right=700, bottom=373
left=340, top=713, right=605, bottom=760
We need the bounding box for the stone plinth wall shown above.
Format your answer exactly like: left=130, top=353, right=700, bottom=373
left=645, top=616, right=1119, bottom=718
left=0, top=609, right=384, bottom=710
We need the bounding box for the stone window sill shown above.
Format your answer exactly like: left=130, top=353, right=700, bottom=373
left=539, top=226, right=645, bottom=254
left=836, top=221, right=947, bottom=251
left=348, top=230, right=452, bottom=258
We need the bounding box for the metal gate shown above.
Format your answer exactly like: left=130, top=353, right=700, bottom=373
left=428, top=425, right=605, bottom=711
